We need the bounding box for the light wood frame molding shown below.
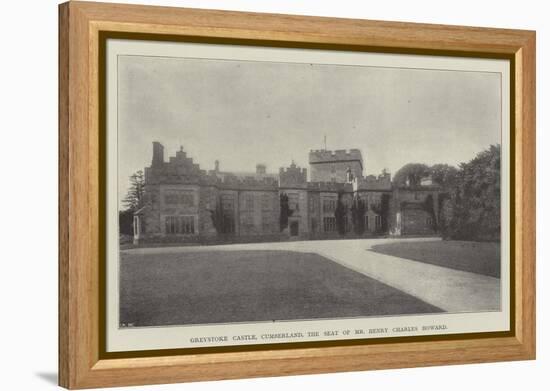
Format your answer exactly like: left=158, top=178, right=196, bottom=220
left=58, top=1, right=536, bottom=389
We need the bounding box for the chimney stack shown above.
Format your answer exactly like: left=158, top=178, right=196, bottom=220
left=152, top=142, right=164, bottom=167
left=256, top=164, right=266, bottom=174
left=214, top=160, right=220, bottom=172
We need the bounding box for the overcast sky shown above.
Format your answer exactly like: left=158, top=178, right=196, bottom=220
left=117, top=55, right=501, bottom=201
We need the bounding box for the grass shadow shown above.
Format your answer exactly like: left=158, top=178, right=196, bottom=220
left=369, top=240, right=500, bottom=278
left=119, top=249, right=442, bottom=327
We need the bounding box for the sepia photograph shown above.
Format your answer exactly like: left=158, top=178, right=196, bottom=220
left=51, top=2, right=538, bottom=388
left=105, top=39, right=510, bottom=351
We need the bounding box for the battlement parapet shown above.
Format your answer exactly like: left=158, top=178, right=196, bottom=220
left=144, top=171, right=202, bottom=185
left=200, top=173, right=223, bottom=186
left=355, top=173, right=392, bottom=191
left=279, top=162, right=307, bottom=186
left=309, top=149, right=363, bottom=164
left=307, top=181, right=353, bottom=192
left=219, top=174, right=279, bottom=190
left=278, top=166, right=307, bottom=175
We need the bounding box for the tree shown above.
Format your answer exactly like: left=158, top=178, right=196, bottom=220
left=380, top=193, right=390, bottom=232
left=439, top=195, right=455, bottom=239
left=370, top=194, right=390, bottom=233
left=119, top=170, right=145, bottom=237
left=424, top=194, right=437, bottom=230
left=334, top=191, right=347, bottom=235
left=122, top=170, right=145, bottom=212
left=393, top=163, right=430, bottom=187
left=350, top=195, right=366, bottom=235
left=429, top=164, right=459, bottom=189
left=118, top=209, right=134, bottom=236
left=279, top=193, right=293, bottom=232
left=209, top=197, right=225, bottom=234
left=440, top=144, right=501, bottom=241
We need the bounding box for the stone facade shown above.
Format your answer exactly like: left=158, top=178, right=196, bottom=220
left=133, top=143, right=442, bottom=244
left=388, top=187, right=440, bottom=236
left=309, top=149, right=363, bottom=182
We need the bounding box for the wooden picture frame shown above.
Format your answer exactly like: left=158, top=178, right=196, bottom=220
left=59, top=1, right=536, bottom=389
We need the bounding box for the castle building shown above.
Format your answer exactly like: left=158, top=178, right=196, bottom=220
left=309, top=149, right=363, bottom=182
left=132, top=143, right=441, bottom=244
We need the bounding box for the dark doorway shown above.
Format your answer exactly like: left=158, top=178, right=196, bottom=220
left=290, top=221, right=299, bottom=236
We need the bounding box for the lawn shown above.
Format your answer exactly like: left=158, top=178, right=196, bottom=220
left=369, top=240, right=500, bottom=278
left=119, top=249, right=442, bottom=327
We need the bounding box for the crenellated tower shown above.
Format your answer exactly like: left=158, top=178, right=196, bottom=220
left=308, top=149, right=363, bottom=183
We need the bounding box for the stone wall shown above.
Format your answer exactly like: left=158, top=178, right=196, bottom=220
left=141, top=183, right=161, bottom=236
left=279, top=163, right=307, bottom=187
left=281, top=189, right=309, bottom=239
left=309, top=149, right=363, bottom=182
left=308, top=192, right=321, bottom=237
left=402, top=208, right=436, bottom=235
left=388, top=187, right=439, bottom=236
left=355, top=173, right=392, bottom=191
left=238, top=190, right=280, bottom=236
left=310, top=161, right=363, bottom=183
